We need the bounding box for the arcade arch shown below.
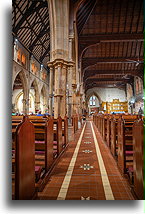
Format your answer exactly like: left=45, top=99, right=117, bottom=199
left=12, top=71, right=28, bottom=114
left=29, top=79, right=40, bottom=114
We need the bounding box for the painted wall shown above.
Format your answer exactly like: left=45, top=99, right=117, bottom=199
left=86, top=87, right=127, bottom=103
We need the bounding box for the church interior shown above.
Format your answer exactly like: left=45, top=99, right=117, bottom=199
left=12, top=0, right=144, bottom=200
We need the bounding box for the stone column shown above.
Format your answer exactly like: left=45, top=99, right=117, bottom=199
left=23, top=90, right=29, bottom=115
left=47, top=0, right=70, bottom=118
left=53, top=63, right=62, bottom=118
left=72, top=84, right=77, bottom=114
left=67, top=65, right=73, bottom=124
left=48, top=66, right=54, bottom=115
left=60, top=64, right=67, bottom=118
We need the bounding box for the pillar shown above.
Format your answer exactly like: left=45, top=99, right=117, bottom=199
left=60, top=64, right=67, bottom=118
left=67, top=64, right=73, bottom=123
left=23, top=89, right=29, bottom=115
left=49, top=66, right=54, bottom=115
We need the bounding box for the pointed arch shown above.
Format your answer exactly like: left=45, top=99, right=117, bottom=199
left=40, top=84, right=48, bottom=113
left=86, top=91, right=102, bottom=105
left=29, top=78, right=40, bottom=113
left=12, top=70, right=28, bottom=114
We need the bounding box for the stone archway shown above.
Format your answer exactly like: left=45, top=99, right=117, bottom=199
left=86, top=91, right=102, bottom=105
left=12, top=70, right=28, bottom=114
left=40, top=85, right=47, bottom=113
left=85, top=91, right=102, bottom=114
left=29, top=78, right=40, bottom=113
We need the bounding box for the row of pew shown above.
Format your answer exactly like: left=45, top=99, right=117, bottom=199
left=12, top=113, right=82, bottom=199
left=93, top=113, right=144, bottom=200
left=12, top=115, right=69, bottom=199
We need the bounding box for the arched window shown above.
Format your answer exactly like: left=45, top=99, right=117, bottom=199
left=89, top=96, right=96, bottom=106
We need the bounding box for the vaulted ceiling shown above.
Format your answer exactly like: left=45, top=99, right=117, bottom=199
left=76, top=0, right=144, bottom=91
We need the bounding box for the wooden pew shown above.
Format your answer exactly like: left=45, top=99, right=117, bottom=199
left=121, top=114, right=138, bottom=122
left=62, top=116, right=68, bottom=147
left=14, top=116, right=36, bottom=199
left=34, top=117, right=54, bottom=172
left=12, top=116, right=54, bottom=182
left=53, top=116, right=63, bottom=157
left=102, top=114, right=108, bottom=142
left=117, top=117, right=135, bottom=175
left=12, top=115, right=69, bottom=194
left=132, top=119, right=144, bottom=199
left=97, top=115, right=101, bottom=132
left=110, top=115, right=121, bottom=157
left=110, top=117, right=117, bottom=157
left=106, top=115, right=111, bottom=148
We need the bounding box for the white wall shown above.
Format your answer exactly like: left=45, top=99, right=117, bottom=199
left=86, top=87, right=127, bottom=102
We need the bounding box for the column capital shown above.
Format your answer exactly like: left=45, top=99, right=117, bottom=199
left=72, top=83, right=77, bottom=89
left=69, top=33, right=74, bottom=40
left=48, top=59, right=75, bottom=68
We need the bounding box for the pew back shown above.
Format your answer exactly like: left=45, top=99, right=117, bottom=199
left=15, top=116, right=35, bottom=200
left=133, top=119, right=144, bottom=199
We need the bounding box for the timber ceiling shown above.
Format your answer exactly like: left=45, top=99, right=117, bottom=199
left=76, top=0, right=144, bottom=91
left=12, top=0, right=50, bottom=70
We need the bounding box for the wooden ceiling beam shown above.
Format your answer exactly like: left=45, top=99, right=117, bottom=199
left=82, top=56, right=143, bottom=69
left=85, top=78, right=130, bottom=84
left=85, top=84, right=126, bottom=90
left=84, top=69, right=140, bottom=76
left=13, top=1, right=48, bottom=34
left=79, top=33, right=143, bottom=45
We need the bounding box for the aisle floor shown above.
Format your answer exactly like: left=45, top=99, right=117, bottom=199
left=38, top=120, right=134, bottom=200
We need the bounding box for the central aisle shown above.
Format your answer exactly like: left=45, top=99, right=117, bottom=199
left=38, top=120, right=134, bottom=200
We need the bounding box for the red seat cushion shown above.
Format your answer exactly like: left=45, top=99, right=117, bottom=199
left=125, top=151, right=133, bottom=155
left=35, top=141, right=45, bottom=144
left=128, top=166, right=133, bottom=173
left=35, top=151, right=45, bottom=155
left=35, top=166, right=42, bottom=174
left=53, top=141, right=57, bottom=145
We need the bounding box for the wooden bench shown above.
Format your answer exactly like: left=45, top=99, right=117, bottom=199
left=14, top=116, right=36, bottom=199
left=12, top=116, right=54, bottom=183
left=53, top=116, right=63, bottom=157
left=102, top=114, right=108, bottom=142
left=34, top=117, right=54, bottom=172
left=12, top=115, right=69, bottom=195
left=117, top=117, right=136, bottom=176
left=110, top=115, right=121, bottom=157
left=106, top=115, right=112, bottom=148
left=132, top=118, right=144, bottom=199
left=62, top=116, right=68, bottom=147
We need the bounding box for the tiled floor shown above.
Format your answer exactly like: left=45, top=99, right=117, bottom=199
left=38, top=120, right=135, bottom=200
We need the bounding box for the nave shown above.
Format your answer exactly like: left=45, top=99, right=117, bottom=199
left=12, top=0, right=144, bottom=201
left=39, top=118, right=134, bottom=200
left=38, top=119, right=134, bottom=200
left=12, top=113, right=143, bottom=200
